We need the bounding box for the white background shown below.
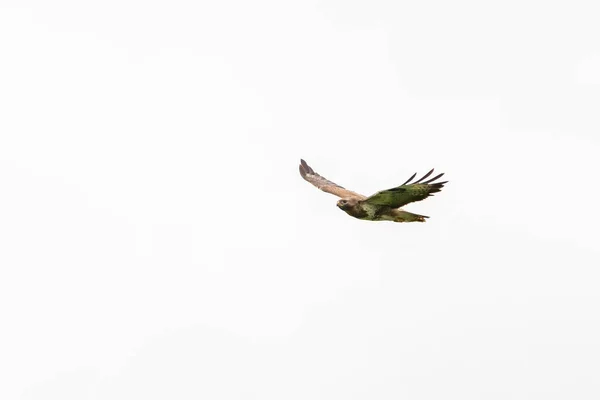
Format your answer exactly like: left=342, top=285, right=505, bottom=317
left=1, top=1, right=599, bottom=399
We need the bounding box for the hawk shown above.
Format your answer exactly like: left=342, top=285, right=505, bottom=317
left=299, top=159, right=448, bottom=223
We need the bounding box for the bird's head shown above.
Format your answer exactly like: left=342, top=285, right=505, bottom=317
left=336, top=198, right=357, bottom=210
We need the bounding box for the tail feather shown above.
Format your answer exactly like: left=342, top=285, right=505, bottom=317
left=393, top=210, right=429, bottom=223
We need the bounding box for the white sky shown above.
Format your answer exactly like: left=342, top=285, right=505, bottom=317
left=1, top=1, right=599, bottom=399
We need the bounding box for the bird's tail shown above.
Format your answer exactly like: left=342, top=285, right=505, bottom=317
left=393, top=210, right=429, bottom=223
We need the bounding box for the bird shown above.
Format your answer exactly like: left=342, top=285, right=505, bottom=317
left=299, top=159, right=447, bottom=223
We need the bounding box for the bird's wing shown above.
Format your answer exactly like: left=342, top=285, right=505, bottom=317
left=363, top=169, right=447, bottom=208
left=299, top=159, right=365, bottom=199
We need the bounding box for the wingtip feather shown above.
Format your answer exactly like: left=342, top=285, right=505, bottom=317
left=299, top=159, right=315, bottom=176
left=299, top=164, right=306, bottom=178
left=401, top=172, right=417, bottom=186
left=423, top=172, right=445, bottom=184
left=413, top=169, right=435, bottom=184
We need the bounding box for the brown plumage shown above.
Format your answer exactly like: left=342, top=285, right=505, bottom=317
left=299, top=159, right=448, bottom=223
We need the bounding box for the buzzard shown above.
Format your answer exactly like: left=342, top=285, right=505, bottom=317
left=299, top=159, right=447, bottom=223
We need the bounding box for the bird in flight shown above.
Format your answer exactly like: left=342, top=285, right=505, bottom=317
left=299, top=159, right=447, bottom=223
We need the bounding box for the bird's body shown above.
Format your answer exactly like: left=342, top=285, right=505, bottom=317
left=338, top=199, right=428, bottom=222
left=299, top=159, right=447, bottom=223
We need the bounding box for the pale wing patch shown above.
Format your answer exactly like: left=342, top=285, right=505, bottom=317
left=299, top=159, right=366, bottom=199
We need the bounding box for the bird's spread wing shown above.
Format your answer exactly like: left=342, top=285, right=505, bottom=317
left=363, top=169, right=447, bottom=208
left=299, top=159, right=365, bottom=199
